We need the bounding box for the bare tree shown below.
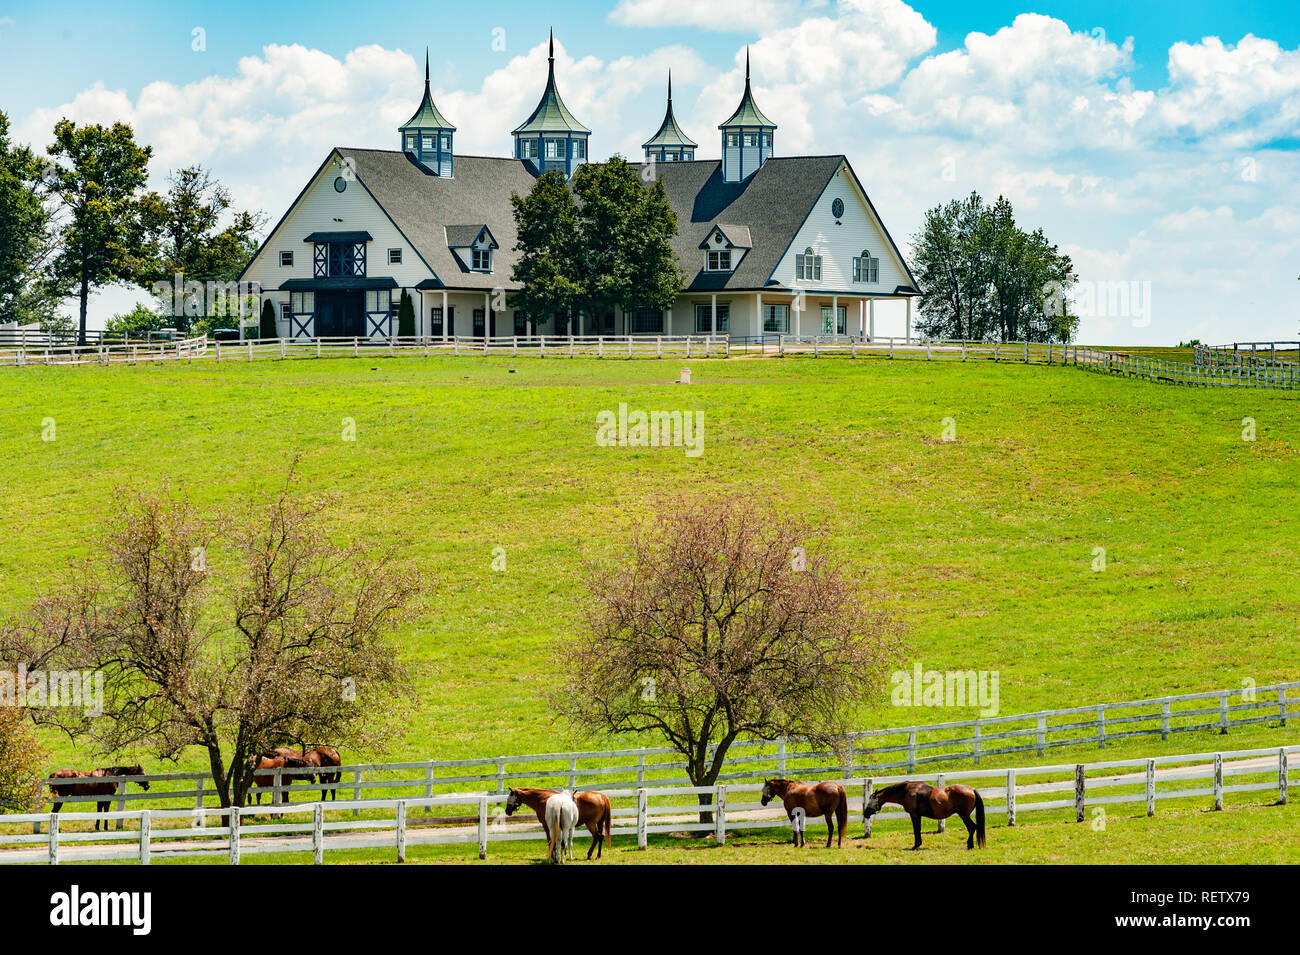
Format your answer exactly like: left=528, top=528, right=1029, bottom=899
left=8, top=475, right=420, bottom=808
left=553, top=501, right=906, bottom=822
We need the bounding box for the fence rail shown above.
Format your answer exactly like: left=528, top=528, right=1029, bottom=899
left=0, top=335, right=208, bottom=367
left=21, top=682, right=1296, bottom=827
left=2, top=743, right=1292, bottom=864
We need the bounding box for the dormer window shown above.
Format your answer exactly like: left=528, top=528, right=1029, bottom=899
left=405, top=134, right=416, bottom=150
left=545, top=139, right=562, bottom=159
left=472, top=248, right=492, bottom=272
left=706, top=249, right=732, bottom=272
left=572, top=139, right=585, bottom=159
left=852, top=250, right=879, bottom=283
left=795, top=247, right=822, bottom=282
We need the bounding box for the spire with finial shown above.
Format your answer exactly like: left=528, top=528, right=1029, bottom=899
left=512, top=30, right=591, bottom=177
left=643, top=69, right=697, bottom=162
left=719, top=46, right=776, bottom=182
left=400, top=47, right=456, bottom=176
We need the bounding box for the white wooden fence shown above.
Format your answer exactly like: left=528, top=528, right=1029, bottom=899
left=0, top=334, right=208, bottom=367
left=1, top=743, right=1292, bottom=864
left=25, top=682, right=1296, bottom=824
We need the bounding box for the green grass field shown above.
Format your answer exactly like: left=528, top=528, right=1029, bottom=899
left=3, top=351, right=1298, bottom=866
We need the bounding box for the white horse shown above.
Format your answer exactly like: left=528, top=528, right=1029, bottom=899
left=544, top=789, right=579, bottom=863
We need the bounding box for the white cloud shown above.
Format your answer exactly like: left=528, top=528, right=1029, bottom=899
left=609, top=0, right=808, bottom=32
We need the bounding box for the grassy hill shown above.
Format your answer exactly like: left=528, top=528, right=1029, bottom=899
left=3, top=352, right=1297, bottom=769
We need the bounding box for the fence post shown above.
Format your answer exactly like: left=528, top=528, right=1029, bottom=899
left=935, top=774, right=946, bottom=832
left=496, top=758, right=506, bottom=793
left=1161, top=701, right=1170, bottom=740
left=973, top=720, right=982, bottom=765
left=715, top=785, right=727, bottom=845
left=636, top=753, right=646, bottom=785
left=777, top=739, right=787, bottom=776
left=1219, top=693, right=1229, bottom=734
left=843, top=737, right=854, bottom=779
left=1006, top=770, right=1016, bottom=826
left=1280, top=688, right=1288, bottom=727
left=1097, top=705, right=1106, bottom=748
left=195, top=775, right=205, bottom=826
left=313, top=802, right=324, bottom=865
left=115, top=780, right=127, bottom=830
left=353, top=770, right=362, bottom=816
left=396, top=799, right=407, bottom=863
left=229, top=807, right=240, bottom=865
left=48, top=814, right=58, bottom=865
left=1074, top=765, right=1086, bottom=822
left=477, top=796, right=488, bottom=860
left=636, top=788, right=648, bottom=850
left=568, top=757, right=577, bottom=789
left=139, top=810, right=151, bottom=864
left=1213, top=753, right=1223, bottom=810
left=1280, top=749, right=1289, bottom=805
left=1146, top=759, right=1156, bottom=816
left=1036, top=715, right=1046, bottom=756
left=906, top=731, right=917, bottom=772
left=862, top=778, right=873, bottom=837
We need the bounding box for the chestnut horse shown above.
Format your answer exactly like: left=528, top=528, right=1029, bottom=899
left=505, top=787, right=613, bottom=859
left=761, top=779, right=849, bottom=848
left=863, top=781, right=985, bottom=850
left=246, top=754, right=314, bottom=806
left=49, top=766, right=150, bottom=831
left=272, top=745, right=342, bottom=800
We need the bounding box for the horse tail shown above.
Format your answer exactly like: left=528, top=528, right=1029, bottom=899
left=974, top=790, right=986, bottom=848
left=835, top=786, right=848, bottom=833
left=603, top=797, right=613, bottom=847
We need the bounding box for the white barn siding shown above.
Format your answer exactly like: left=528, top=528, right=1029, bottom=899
left=771, top=161, right=910, bottom=296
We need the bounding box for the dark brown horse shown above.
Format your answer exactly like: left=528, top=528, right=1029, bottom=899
left=761, top=779, right=849, bottom=848
left=863, top=781, right=986, bottom=850
left=310, top=745, right=342, bottom=800
left=246, top=755, right=313, bottom=806
left=49, top=766, right=150, bottom=830
left=505, top=787, right=613, bottom=859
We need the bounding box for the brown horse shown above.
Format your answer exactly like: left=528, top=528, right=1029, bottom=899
left=246, top=755, right=313, bottom=806
left=863, top=781, right=986, bottom=850
left=49, top=766, right=150, bottom=830
left=310, top=745, right=342, bottom=800
left=505, top=787, right=613, bottom=859
left=761, top=779, right=849, bottom=848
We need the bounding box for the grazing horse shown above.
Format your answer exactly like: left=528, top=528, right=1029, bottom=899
left=309, top=746, right=342, bottom=801
left=247, top=755, right=313, bottom=806
left=49, top=766, right=150, bottom=831
left=761, top=779, right=849, bottom=848
left=863, top=781, right=986, bottom=850
left=505, top=787, right=613, bottom=859
left=272, top=747, right=322, bottom=796
left=543, top=789, right=580, bottom=864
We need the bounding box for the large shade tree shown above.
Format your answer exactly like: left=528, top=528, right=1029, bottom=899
left=0, top=110, right=62, bottom=329
left=911, top=190, right=1078, bottom=343
left=554, top=501, right=906, bottom=821
left=46, top=119, right=154, bottom=344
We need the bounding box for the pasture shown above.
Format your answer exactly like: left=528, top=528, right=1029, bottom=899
left=3, top=351, right=1297, bottom=789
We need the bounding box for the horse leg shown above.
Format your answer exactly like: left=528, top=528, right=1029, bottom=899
left=98, top=799, right=109, bottom=832
left=959, top=810, right=976, bottom=849
left=910, top=812, right=923, bottom=850
left=824, top=810, right=834, bottom=849
left=586, top=819, right=599, bottom=860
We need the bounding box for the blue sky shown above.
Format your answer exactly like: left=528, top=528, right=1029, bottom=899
left=2, top=0, right=1297, bottom=342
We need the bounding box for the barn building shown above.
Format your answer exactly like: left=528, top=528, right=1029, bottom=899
left=239, top=32, right=919, bottom=342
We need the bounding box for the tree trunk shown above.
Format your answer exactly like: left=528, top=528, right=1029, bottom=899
left=206, top=744, right=231, bottom=808
left=78, top=271, right=88, bottom=346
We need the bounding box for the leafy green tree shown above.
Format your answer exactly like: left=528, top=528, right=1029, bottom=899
left=511, top=157, right=682, bottom=332
left=140, top=166, right=263, bottom=331
left=911, top=191, right=1077, bottom=343
left=105, top=303, right=164, bottom=337
left=510, top=170, right=583, bottom=329
left=46, top=120, right=154, bottom=344
left=397, top=289, right=415, bottom=338
left=571, top=156, right=682, bottom=325
left=0, top=110, right=62, bottom=328
left=259, top=298, right=278, bottom=339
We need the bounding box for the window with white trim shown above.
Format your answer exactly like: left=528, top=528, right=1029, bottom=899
left=694, top=302, right=729, bottom=332
left=520, top=139, right=536, bottom=159
left=821, top=305, right=847, bottom=335
left=853, top=250, right=879, bottom=283
left=388, top=248, right=402, bottom=265
left=280, top=251, right=293, bottom=267
left=795, top=247, right=822, bottom=282
left=706, top=249, right=732, bottom=272
left=763, top=304, right=789, bottom=333
left=572, top=139, right=586, bottom=159
left=471, top=248, right=491, bottom=272
left=545, top=139, right=562, bottom=159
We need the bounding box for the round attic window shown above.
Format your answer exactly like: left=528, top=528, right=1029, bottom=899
left=831, top=198, right=845, bottom=219
left=334, top=176, right=348, bottom=193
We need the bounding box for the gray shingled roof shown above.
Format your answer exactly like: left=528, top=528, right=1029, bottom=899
left=338, top=149, right=537, bottom=291
left=336, top=148, right=846, bottom=292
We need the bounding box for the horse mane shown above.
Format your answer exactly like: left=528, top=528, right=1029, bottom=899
left=875, top=782, right=908, bottom=798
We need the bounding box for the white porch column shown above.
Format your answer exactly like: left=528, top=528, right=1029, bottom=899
left=905, top=296, right=912, bottom=343
left=756, top=292, right=763, bottom=340
left=794, top=292, right=801, bottom=338
left=832, top=295, right=838, bottom=336
left=484, top=292, right=491, bottom=340
left=859, top=299, right=865, bottom=339
left=711, top=294, right=717, bottom=335
left=869, top=299, right=876, bottom=340
left=442, top=291, right=449, bottom=341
